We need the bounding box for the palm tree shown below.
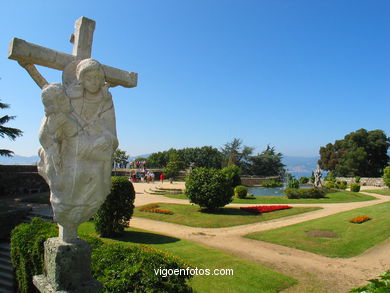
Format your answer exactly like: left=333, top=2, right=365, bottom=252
left=0, top=100, right=22, bottom=156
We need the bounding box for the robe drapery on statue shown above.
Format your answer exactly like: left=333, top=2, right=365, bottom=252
left=38, top=58, right=118, bottom=241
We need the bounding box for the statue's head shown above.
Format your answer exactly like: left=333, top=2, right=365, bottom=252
left=42, top=83, right=65, bottom=115
left=76, top=58, right=105, bottom=94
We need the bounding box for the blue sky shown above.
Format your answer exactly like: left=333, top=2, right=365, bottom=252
left=0, top=0, right=389, bottom=157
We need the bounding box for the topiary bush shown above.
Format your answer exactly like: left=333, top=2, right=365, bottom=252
left=284, top=188, right=326, bottom=199
left=221, top=165, right=242, bottom=188
left=350, top=183, right=361, bottom=192
left=11, top=218, right=58, bottom=293
left=234, top=185, right=248, bottom=198
left=95, top=176, right=135, bottom=237
left=355, top=176, right=361, bottom=184
left=383, top=166, right=390, bottom=188
left=324, top=181, right=335, bottom=189
left=186, top=167, right=233, bottom=211
left=92, top=243, right=193, bottom=293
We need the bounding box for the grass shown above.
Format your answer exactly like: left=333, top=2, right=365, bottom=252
left=20, top=192, right=50, bottom=204
left=133, top=203, right=320, bottom=228
left=245, top=201, right=390, bottom=258
left=363, top=188, right=390, bottom=196
left=163, top=191, right=376, bottom=204
left=78, top=222, right=297, bottom=293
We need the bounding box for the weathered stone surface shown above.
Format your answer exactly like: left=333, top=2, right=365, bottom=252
left=32, top=237, right=102, bottom=293
left=336, top=177, right=385, bottom=187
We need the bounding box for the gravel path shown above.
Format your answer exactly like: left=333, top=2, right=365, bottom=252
left=131, top=182, right=390, bottom=292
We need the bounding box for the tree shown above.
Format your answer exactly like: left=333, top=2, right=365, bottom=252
left=113, top=148, right=129, bottom=168
left=220, top=138, right=254, bottom=168
left=163, top=151, right=185, bottom=179
left=244, top=145, right=285, bottom=176
left=0, top=100, right=22, bottom=156
left=319, top=129, right=390, bottom=177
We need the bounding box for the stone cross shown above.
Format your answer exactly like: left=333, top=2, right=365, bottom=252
left=8, top=16, right=137, bottom=89
left=8, top=17, right=138, bottom=293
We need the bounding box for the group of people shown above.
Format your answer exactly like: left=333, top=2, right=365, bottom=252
left=129, top=172, right=166, bottom=184
left=129, top=160, right=147, bottom=169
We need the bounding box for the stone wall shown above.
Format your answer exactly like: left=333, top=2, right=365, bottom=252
left=240, top=176, right=280, bottom=186
left=0, top=165, right=49, bottom=197
left=336, top=177, right=385, bottom=187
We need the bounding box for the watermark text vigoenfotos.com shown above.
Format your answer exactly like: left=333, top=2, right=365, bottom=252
left=155, top=267, right=234, bottom=278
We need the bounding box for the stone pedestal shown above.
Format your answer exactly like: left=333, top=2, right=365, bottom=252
left=33, top=237, right=102, bottom=293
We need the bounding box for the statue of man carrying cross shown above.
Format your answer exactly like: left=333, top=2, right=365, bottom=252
left=8, top=16, right=138, bottom=242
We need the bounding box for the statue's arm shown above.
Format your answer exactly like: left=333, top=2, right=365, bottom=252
left=17, top=61, right=48, bottom=89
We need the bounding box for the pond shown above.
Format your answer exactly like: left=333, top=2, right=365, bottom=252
left=248, top=186, right=311, bottom=196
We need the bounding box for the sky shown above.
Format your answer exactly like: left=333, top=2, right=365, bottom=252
left=0, top=0, right=389, bottom=158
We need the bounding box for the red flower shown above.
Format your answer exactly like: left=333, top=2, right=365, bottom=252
left=349, top=215, right=371, bottom=224
left=240, top=205, right=292, bottom=214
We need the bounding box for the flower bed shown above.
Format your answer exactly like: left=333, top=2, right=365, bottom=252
left=349, top=215, right=371, bottom=224
left=240, top=205, right=293, bottom=214
left=139, top=204, right=174, bottom=215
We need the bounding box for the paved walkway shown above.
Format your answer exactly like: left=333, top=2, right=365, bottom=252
left=132, top=182, right=390, bottom=293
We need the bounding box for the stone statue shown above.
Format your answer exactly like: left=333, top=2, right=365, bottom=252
left=314, top=164, right=323, bottom=188
left=37, top=58, right=119, bottom=241
left=9, top=17, right=138, bottom=292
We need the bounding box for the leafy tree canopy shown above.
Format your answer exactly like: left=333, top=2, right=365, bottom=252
left=318, top=129, right=390, bottom=177
left=220, top=138, right=254, bottom=168
left=113, top=148, right=129, bottom=168
left=243, top=145, right=285, bottom=177
left=0, top=100, right=22, bottom=157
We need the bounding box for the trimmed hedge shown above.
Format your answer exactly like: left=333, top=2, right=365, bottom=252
left=260, top=179, right=283, bottom=187
left=186, top=167, right=233, bottom=210
left=10, top=219, right=193, bottom=293
left=93, top=243, right=193, bottom=293
left=11, top=217, right=58, bottom=293
left=284, top=188, right=326, bottom=199
left=95, top=176, right=135, bottom=237
left=234, top=185, right=248, bottom=199
left=350, top=183, right=361, bottom=192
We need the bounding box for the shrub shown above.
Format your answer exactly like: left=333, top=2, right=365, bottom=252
left=11, top=219, right=193, bottom=293
left=287, top=178, right=300, bottom=189
left=92, top=243, right=193, bottom=293
left=11, top=218, right=58, bottom=293
left=324, top=171, right=336, bottom=182
left=299, top=176, right=309, bottom=184
left=260, top=179, right=283, bottom=187
left=186, top=167, right=233, bottom=210
left=234, top=185, right=248, bottom=198
left=350, top=270, right=390, bottom=292
left=355, top=176, right=361, bottom=183
left=95, top=177, right=135, bottom=237
left=221, top=165, right=241, bottom=188
left=335, top=181, right=347, bottom=190
left=324, top=181, right=335, bottom=189
left=383, top=166, right=390, bottom=188
left=284, top=188, right=326, bottom=199
left=350, top=183, right=361, bottom=192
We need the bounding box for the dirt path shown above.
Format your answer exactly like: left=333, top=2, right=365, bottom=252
left=131, top=182, right=390, bottom=292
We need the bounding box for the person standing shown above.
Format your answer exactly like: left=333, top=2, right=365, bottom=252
left=160, top=173, right=165, bottom=184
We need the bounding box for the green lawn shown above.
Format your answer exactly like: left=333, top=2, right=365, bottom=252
left=78, top=222, right=297, bottom=293
left=20, top=192, right=50, bottom=204
left=133, top=203, right=320, bottom=228
left=245, top=201, right=390, bottom=258
left=363, top=188, right=390, bottom=196
left=163, top=191, right=375, bottom=204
